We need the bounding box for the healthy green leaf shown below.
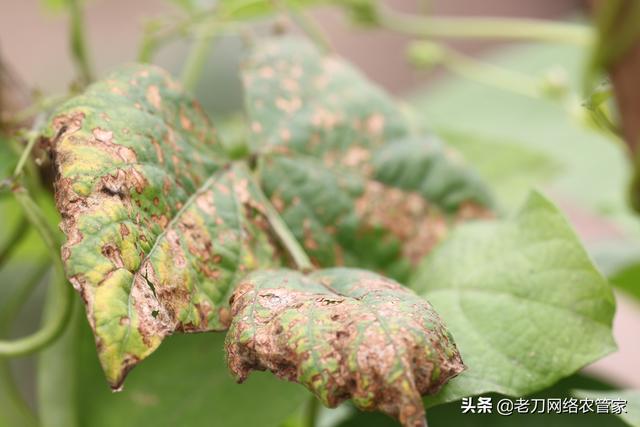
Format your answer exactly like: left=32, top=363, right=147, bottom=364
left=411, top=191, right=616, bottom=406
left=48, top=64, right=280, bottom=389
left=244, top=37, right=493, bottom=274
left=77, top=322, right=307, bottom=427
left=225, top=268, right=464, bottom=427
left=573, top=389, right=640, bottom=427
left=611, top=260, right=640, bottom=301
left=436, top=130, right=560, bottom=211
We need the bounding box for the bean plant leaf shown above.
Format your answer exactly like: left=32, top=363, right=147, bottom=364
left=48, top=64, right=280, bottom=389
left=371, top=136, right=493, bottom=213
left=410, top=191, right=617, bottom=407
left=225, top=268, right=464, bottom=427
left=573, top=389, right=640, bottom=427
left=243, top=37, right=493, bottom=273
left=243, top=37, right=408, bottom=157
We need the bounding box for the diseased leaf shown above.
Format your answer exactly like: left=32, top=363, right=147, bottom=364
left=336, top=374, right=630, bottom=427
left=371, top=136, right=493, bottom=213
left=258, top=155, right=411, bottom=275
left=243, top=37, right=493, bottom=274
left=225, top=268, right=464, bottom=427
left=48, top=64, right=280, bottom=389
left=243, top=37, right=408, bottom=158
left=411, top=191, right=616, bottom=407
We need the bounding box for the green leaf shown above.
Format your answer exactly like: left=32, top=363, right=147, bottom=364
left=611, top=261, right=640, bottom=301
left=411, top=191, right=616, bottom=406
left=410, top=42, right=636, bottom=233
left=48, top=64, right=279, bottom=389
left=573, top=389, right=640, bottom=427
left=244, top=38, right=493, bottom=274
left=225, top=268, right=464, bottom=427
left=77, top=322, right=307, bottom=427
left=436, top=130, right=560, bottom=211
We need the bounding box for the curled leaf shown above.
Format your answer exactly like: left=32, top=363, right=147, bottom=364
left=225, top=268, right=464, bottom=427
left=48, top=65, right=279, bottom=388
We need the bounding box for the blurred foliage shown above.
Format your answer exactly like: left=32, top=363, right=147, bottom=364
left=76, top=324, right=307, bottom=427
left=411, top=41, right=640, bottom=289
left=574, top=389, right=640, bottom=427
left=438, top=130, right=560, bottom=211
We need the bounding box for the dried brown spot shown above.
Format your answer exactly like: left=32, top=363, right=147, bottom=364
left=146, top=85, right=162, bottom=109
left=356, top=182, right=448, bottom=265
left=52, top=111, right=85, bottom=137
left=366, top=114, right=385, bottom=135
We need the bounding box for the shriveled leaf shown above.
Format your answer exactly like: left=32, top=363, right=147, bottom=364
left=243, top=38, right=492, bottom=273
left=48, top=64, right=279, bottom=389
left=410, top=191, right=616, bottom=406
left=225, top=268, right=464, bottom=427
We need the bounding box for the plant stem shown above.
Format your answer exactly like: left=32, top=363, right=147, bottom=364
left=0, top=263, right=49, bottom=427
left=0, top=215, right=29, bottom=269
left=288, top=7, right=332, bottom=53
left=442, top=46, right=541, bottom=99
left=243, top=163, right=313, bottom=271
left=181, top=19, right=221, bottom=92
left=0, top=187, right=72, bottom=356
left=13, top=114, right=45, bottom=178
left=377, top=5, right=593, bottom=46
left=138, top=8, right=217, bottom=63
left=37, top=294, right=79, bottom=427
left=304, top=395, right=320, bottom=427
left=68, top=0, right=94, bottom=85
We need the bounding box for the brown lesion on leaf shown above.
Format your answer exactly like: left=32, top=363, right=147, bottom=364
left=146, top=85, right=162, bottom=109
left=226, top=271, right=464, bottom=427
left=355, top=181, right=449, bottom=265
left=51, top=111, right=85, bottom=139
left=101, top=243, right=125, bottom=269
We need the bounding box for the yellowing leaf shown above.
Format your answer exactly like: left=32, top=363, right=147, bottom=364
left=225, top=268, right=464, bottom=427
left=48, top=65, right=279, bottom=389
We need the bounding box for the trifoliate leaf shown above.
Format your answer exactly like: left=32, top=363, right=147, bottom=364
left=48, top=64, right=279, bottom=389
left=411, top=191, right=616, bottom=406
left=225, top=268, right=464, bottom=427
